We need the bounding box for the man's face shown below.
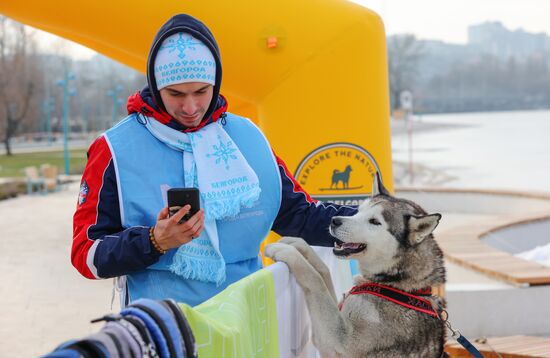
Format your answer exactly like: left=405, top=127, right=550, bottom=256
left=159, top=82, right=214, bottom=128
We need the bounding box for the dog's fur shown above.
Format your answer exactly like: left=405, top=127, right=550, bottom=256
left=331, top=165, right=353, bottom=189
left=265, top=173, right=447, bottom=357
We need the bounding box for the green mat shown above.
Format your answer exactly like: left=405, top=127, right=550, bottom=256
left=179, top=268, right=280, bottom=357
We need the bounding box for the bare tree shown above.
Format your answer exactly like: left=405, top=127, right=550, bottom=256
left=387, top=34, right=424, bottom=112
left=0, top=17, right=40, bottom=155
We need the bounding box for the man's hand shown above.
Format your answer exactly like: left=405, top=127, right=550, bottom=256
left=153, top=205, right=205, bottom=250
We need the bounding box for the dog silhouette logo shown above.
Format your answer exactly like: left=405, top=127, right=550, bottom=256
left=294, top=142, right=381, bottom=205
left=331, top=165, right=353, bottom=189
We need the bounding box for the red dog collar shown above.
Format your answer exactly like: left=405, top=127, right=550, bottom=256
left=339, top=282, right=438, bottom=318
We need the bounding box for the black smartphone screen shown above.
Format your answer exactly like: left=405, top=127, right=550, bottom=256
left=167, top=188, right=200, bottom=222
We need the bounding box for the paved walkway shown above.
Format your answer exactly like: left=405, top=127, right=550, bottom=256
left=0, top=182, right=117, bottom=357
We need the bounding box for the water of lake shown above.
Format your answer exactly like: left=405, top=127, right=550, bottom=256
left=391, top=110, right=550, bottom=193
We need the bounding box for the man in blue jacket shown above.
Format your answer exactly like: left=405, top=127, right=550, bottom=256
left=72, top=13, right=357, bottom=306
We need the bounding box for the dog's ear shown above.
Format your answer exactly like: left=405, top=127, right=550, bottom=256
left=408, top=214, right=441, bottom=244
left=371, top=171, right=391, bottom=197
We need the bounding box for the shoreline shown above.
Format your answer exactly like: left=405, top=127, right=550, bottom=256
left=390, top=116, right=474, bottom=136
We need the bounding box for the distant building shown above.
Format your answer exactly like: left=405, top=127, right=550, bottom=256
left=468, top=21, right=550, bottom=61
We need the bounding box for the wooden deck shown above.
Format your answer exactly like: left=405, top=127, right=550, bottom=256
left=438, top=214, right=550, bottom=285
left=446, top=335, right=550, bottom=357
left=396, top=188, right=550, bottom=286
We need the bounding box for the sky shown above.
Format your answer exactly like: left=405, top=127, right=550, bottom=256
left=352, top=0, right=550, bottom=43
left=31, top=0, right=550, bottom=59
left=35, top=29, right=97, bottom=61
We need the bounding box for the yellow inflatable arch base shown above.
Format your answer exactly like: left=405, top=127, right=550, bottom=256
left=1, top=0, right=393, bottom=247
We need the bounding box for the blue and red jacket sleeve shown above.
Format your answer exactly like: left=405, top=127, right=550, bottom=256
left=71, top=136, right=162, bottom=279
left=271, top=154, right=358, bottom=246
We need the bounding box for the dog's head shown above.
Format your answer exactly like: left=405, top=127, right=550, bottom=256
left=330, top=172, right=441, bottom=277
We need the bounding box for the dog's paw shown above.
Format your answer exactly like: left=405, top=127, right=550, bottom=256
left=279, top=237, right=315, bottom=257
left=279, top=236, right=308, bottom=247
left=265, top=243, right=300, bottom=265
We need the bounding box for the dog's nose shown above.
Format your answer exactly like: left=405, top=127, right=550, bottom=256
left=331, top=217, right=343, bottom=227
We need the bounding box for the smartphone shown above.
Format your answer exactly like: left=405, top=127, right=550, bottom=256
left=167, top=188, right=200, bottom=223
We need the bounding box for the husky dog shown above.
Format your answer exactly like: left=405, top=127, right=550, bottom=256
left=265, top=173, right=447, bottom=357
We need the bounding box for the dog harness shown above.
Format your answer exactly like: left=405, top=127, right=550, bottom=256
left=338, top=282, right=438, bottom=317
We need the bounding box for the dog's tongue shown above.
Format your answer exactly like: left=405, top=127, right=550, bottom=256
left=342, top=243, right=363, bottom=249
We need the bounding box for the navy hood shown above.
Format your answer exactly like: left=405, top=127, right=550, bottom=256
left=146, top=14, right=223, bottom=122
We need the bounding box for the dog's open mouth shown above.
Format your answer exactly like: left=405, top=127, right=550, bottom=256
left=333, top=242, right=367, bottom=256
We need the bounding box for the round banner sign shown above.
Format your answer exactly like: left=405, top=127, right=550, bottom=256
left=295, top=142, right=381, bottom=205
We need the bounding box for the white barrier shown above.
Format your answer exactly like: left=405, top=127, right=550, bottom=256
left=267, top=246, right=353, bottom=357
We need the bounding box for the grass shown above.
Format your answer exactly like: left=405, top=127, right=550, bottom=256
left=0, top=149, right=88, bottom=178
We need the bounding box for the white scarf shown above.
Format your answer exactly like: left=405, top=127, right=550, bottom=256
left=143, top=115, right=261, bottom=285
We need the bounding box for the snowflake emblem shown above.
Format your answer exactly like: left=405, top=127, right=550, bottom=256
left=207, top=136, right=238, bottom=169
left=159, top=33, right=203, bottom=59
